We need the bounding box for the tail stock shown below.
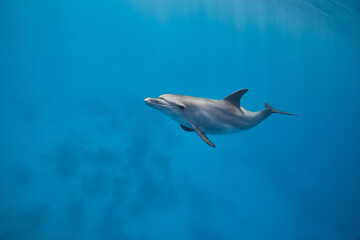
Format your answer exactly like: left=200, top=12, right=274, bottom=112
left=264, top=103, right=298, bottom=116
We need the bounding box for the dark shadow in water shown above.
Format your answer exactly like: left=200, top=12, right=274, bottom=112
left=97, top=204, right=129, bottom=240
left=39, top=97, right=184, bottom=238
left=13, top=165, right=32, bottom=186
left=82, top=171, right=110, bottom=197
left=191, top=225, right=223, bottom=240
left=0, top=205, right=48, bottom=240
left=91, top=148, right=123, bottom=166
left=127, top=167, right=177, bottom=219
left=81, top=99, right=122, bottom=136
left=66, top=199, right=84, bottom=239
left=43, top=137, right=90, bottom=179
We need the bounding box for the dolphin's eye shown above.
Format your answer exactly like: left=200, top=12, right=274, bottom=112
left=176, top=104, right=185, bottom=110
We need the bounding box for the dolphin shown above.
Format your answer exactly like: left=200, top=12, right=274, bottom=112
left=144, top=89, right=297, bottom=148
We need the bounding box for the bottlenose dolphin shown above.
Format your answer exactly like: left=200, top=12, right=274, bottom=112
left=145, top=89, right=297, bottom=148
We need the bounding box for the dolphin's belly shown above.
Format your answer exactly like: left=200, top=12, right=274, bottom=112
left=200, top=120, right=242, bottom=135
left=190, top=108, right=244, bottom=135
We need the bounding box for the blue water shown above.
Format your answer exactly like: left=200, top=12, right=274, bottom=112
left=1, top=0, right=360, bottom=239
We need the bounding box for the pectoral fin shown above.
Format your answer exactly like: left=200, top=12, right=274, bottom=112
left=180, top=124, right=195, bottom=132
left=193, top=126, right=216, bottom=148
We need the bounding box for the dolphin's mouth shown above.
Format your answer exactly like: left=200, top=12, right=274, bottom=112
left=144, top=97, right=171, bottom=108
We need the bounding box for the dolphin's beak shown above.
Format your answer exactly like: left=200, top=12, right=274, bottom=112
left=144, top=97, right=169, bottom=108
left=144, top=98, right=153, bottom=106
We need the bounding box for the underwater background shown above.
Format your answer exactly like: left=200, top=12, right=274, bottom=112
left=1, top=0, right=360, bottom=239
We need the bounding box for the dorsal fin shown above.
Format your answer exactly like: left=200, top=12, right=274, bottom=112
left=223, top=89, right=248, bottom=108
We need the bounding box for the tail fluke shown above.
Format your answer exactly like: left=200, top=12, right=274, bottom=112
left=265, top=103, right=298, bottom=116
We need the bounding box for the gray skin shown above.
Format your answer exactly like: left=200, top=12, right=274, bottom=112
left=144, top=89, right=297, bottom=148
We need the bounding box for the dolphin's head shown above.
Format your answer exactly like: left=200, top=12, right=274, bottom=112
left=145, top=94, right=186, bottom=112
left=144, top=94, right=188, bottom=123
